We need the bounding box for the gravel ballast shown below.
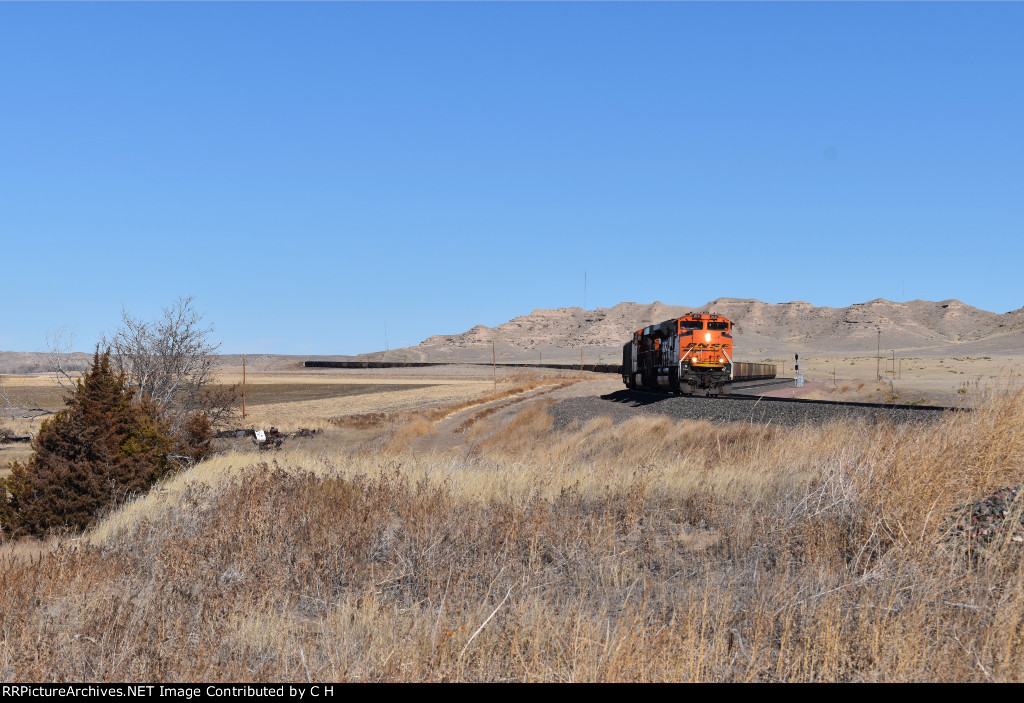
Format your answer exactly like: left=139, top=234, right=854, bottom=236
left=549, top=390, right=953, bottom=429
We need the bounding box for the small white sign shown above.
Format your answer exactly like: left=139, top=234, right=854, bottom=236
left=254, top=430, right=266, bottom=441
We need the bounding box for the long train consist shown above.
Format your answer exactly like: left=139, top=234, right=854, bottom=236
left=622, top=312, right=776, bottom=394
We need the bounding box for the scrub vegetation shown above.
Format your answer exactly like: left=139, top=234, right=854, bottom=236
left=2, top=376, right=1024, bottom=681
left=0, top=351, right=212, bottom=537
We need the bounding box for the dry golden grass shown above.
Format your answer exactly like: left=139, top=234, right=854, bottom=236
left=233, top=375, right=498, bottom=430
left=773, top=354, right=1024, bottom=405
left=3, top=376, right=1024, bottom=681
left=331, top=377, right=575, bottom=432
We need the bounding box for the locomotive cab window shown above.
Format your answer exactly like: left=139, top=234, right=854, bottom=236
left=680, top=320, right=703, bottom=330
left=707, top=321, right=729, bottom=331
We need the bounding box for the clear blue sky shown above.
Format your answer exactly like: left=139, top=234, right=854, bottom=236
left=2, top=2, right=1021, bottom=355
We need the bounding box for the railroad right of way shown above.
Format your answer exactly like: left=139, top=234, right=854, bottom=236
left=549, top=390, right=957, bottom=430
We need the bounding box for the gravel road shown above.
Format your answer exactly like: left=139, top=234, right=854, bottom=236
left=549, top=390, right=952, bottom=429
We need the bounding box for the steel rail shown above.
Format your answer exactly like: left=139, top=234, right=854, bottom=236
left=623, top=387, right=964, bottom=413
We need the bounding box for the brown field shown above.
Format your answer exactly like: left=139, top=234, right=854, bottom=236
left=0, top=375, right=68, bottom=412
left=228, top=382, right=443, bottom=406
left=761, top=354, right=1024, bottom=405
left=0, top=376, right=70, bottom=468
left=3, top=365, right=1024, bottom=681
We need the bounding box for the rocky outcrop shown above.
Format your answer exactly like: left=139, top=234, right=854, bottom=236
left=357, top=298, right=1024, bottom=362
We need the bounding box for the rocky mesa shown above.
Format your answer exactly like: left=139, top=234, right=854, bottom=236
left=361, top=298, right=1024, bottom=363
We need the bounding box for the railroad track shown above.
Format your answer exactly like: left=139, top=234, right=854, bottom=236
left=726, top=377, right=797, bottom=393
left=625, top=387, right=964, bottom=413
left=305, top=361, right=797, bottom=386
left=305, top=360, right=963, bottom=414
left=724, top=392, right=961, bottom=413
left=550, top=389, right=963, bottom=431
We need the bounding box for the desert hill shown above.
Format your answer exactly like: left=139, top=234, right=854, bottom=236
left=3, top=298, right=1021, bottom=372
left=359, top=298, right=1024, bottom=364
left=0, top=350, right=92, bottom=375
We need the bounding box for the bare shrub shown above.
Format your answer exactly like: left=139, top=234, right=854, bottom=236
left=103, top=297, right=235, bottom=430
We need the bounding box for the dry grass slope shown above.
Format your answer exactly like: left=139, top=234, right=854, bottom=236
left=2, top=384, right=1024, bottom=681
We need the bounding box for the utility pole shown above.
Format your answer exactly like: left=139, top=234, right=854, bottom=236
left=795, top=306, right=805, bottom=388
left=492, top=341, right=496, bottom=392
left=582, top=269, right=586, bottom=377
left=876, top=327, right=881, bottom=380
left=242, top=353, right=247, bottom=421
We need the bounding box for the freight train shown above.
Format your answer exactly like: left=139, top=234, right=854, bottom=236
left=622, top=312, right=776, bottom=394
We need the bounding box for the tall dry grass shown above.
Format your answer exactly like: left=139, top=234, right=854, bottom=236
left=334, top=377, right=578, bottom=452
left=2, top=387, right=1024, bottom=681
left=332, top=377, right=577, bottom=429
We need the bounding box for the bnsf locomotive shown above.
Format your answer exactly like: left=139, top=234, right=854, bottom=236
left=622, top=312, right=775, bottom=394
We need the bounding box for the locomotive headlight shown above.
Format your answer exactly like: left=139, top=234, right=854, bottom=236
left=705, top=332, right=711, bottom=342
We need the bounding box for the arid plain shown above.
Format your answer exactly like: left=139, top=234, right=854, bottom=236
left=2, top=299, right=1024, bottom=681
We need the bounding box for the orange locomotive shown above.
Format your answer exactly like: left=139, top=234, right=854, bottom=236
left=621, top=312, right=775, bottom=394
